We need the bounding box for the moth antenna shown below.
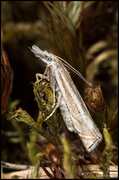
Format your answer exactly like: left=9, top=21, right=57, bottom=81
left=55, top=55, right=92, bottom=87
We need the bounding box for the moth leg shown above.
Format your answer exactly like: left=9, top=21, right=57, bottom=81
left=35, top=73, right=48, bottom=83
left=35, top=67, right=49, bottom=84
left=49, top=72, right=56, bottom=109
left=52, top=86, right=56, bottom=109
left=44, top=92, right=61, bottom=121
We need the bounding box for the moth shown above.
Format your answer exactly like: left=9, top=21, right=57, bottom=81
left=31, top=45, right=102, bottom=152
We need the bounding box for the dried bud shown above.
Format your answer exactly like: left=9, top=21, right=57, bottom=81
left=84, top=85, right=104, bottom=112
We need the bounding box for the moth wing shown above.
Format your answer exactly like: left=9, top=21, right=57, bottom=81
left=55, top=63, right=102, bottom=152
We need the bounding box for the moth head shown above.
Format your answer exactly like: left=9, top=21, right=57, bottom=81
left=47, top=55, right=59, bottom=66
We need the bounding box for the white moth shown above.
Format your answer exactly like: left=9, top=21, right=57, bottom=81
left=31, top=45, right=103, bottom=152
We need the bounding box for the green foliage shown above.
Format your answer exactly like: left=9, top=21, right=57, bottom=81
left=10, top=79, right=61, bottom=165
left=11, top=107, right=59, bottom=148
left=33, top=80, right=60, bottom=146
left=26, top=132, right=43, bottom=165
left=100, top=126, right=117, bottom=179
left=61, top=136, right=76, bottom=179
left=30, top=159, right=41, bottom=179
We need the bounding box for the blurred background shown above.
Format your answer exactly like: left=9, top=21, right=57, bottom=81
left=1, top=1, right=118, bottom=169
